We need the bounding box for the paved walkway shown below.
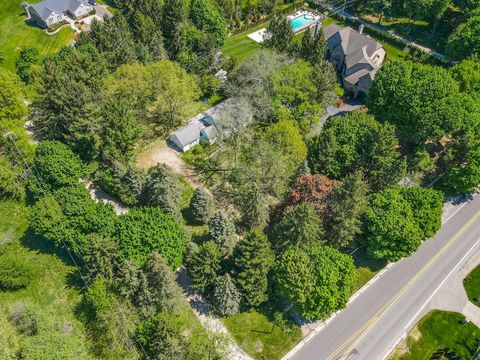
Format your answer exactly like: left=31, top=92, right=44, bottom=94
left=311, top=99, right=363, bottom=135
left=316, top=0, right=449, bottom=62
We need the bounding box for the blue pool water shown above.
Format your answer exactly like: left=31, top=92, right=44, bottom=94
left=289, top=15, right=316, bottom=31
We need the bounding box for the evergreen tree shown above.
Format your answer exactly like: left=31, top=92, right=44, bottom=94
left=298, top=28, right=327, bottom=65
left=211, top=273, right=241, bottom=317
left=161, top=0, right=186, bottom=58
left=187, top=242, right=222, bottom=294
left=15, top=48, right=40, bottom=83
left=327, top=171, right=369, bottom=250
left=189, top=187, right=215, bottom=224
left=233, top=229, right=274, bottom=307
left=144, top=252, right=184, bottom=313
left=208, top=211, right=237, bottom=254
left=263, top=14, right=294, bottom=54
left=143, top=164, right=183, bottom=219
left=80, top=233, right=118, bottom=282
left=272, top=203, right=324, bottom=253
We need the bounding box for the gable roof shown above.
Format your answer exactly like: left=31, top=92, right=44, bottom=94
left=30, top=0, right=89, bottom=20
left=170, top=122, right=204, bottom=148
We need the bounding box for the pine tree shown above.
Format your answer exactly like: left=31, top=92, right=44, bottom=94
left=272, top=203, right=325, bottom=253
left=144, top=252, right=184, bottom=313
left=190, top=187, right=215, bottom=224
left=299, top=29, right=327, bottom=65
left=187, top=242, right=222, bottom=294
left=327, top=171, right=369, bottom=250
left=208, top=211, right=237, bottom=254
left=211, top=273, right=241, bottom=317
left=143, top=164, right=183, bottom=220
left=161, top=0, right=186, bottom=58
left=233, top=229, right=274, bottom=307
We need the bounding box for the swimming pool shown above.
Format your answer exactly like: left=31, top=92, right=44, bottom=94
left=289, top=14, right=316, bottom=31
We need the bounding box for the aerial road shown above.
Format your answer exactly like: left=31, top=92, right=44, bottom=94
left=287, top=193, right=480, bottom=360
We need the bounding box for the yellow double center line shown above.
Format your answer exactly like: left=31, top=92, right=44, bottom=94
left=326, top=210, right=480, bottom=360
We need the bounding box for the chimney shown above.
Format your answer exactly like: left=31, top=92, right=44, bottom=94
left=359, top=24, right=364, bottom=34
left=314, top=20, right=321, bottom=37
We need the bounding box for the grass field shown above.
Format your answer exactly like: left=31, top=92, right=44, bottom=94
left=464, top=265, right=480, bottom=307
left=0, top=0, right=75, bottom=72
left=223, top=310, right=302, bottom=360
left=221, top=23, right=266, bottom=62
left=0, top=200, right=92, bottom=359
left=392, top=310, right=480, bottom=359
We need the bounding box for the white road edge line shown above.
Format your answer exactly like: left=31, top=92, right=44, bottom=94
left=383, top=236, right=480, bottom=360
left=283, top=196, right=471, bottom=360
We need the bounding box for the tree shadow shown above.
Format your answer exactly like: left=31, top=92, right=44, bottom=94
left=21, top=229, right=75, bottom=266
left=351, top=247, right=386, bottom=273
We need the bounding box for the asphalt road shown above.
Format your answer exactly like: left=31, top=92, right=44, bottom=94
left=288, top=194, right=480, bottom=360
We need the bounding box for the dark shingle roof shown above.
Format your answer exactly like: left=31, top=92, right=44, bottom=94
left=30, top=0, right=88, bottom=20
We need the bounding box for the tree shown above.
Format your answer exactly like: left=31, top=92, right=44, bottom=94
left=264, top=120, right=307, bottom=174
left=364, top=187, right=424, bottom=262
left=144, top=252, right=185, bottom=313
left=366, top=61, right=462, bottom=143
left=274, top=245, right=357, bottom=321
left=272, top=203, right=324, bottom=253
left=187, top=241, right=222, bottom=294
left=225, top=50, right=291, bottom=121
left=16, top=48, right=40, bottom=83
left=400, top=186, right=443, bottom=238
left=326, top=171, right=369, bottom=250
left=130, top=11, right=166, bottom=63
left=190, top=0, right=227, bottom=46
left=233, top=229, right=274, bottom=307
left=298, top=29, right=327, bottom=65
left=450, top=60, right=480, bottom=94
left=208, top=211, right=237, bottom=254
left=101, top=100, right=142, bottom=164
left=79, top=233, right=118, bottom=282
left=211, top=273, right=241, bottom=316
left=161, top=0, right=187, bottom=57
left=263, top=14, right=294, bottom=54
left=447, top=15, right=480, bottom=61
left=137, top=312, right=187, bottom=360
left=143, top=164, right=183, bottom=220
left=0, top=68, right=27, bottom=124
left=190, top=187, right=215, bottom=224
left=270, top=60, right=324, bottom=132
left=19, top=332, right=90, bottom=360
left=279, top=174, right=335, bottom=219
left=27, top=141, right=86, bottom=199
left=307, top=112, right=405, bottom=191
left=115, top=207, right=187, bottom=268
left=0, top=253, right=34, bottom=290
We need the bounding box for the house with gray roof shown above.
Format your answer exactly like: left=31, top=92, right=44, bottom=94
left=169, top=117, right=218, bottom=152
left=322, top=24, right=386, bottom=99
left=24, top=0, right=94, bottom=29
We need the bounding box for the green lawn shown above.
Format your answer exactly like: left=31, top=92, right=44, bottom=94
left=0, top=200, right=92, bottom=358
left=0, top=0, right=75, bottom=72
left=464, top=265, right=480, bottom=307
left=392, top=310, right=480, bottom=359
left=223, top=310, right=302, bottom=360
left=221, top=23, right=266, bottom=62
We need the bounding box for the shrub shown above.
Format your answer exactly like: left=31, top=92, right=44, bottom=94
left=10, top=304, right=38, bottom=336
left=0, top=254, right=34, bottom=290
left=115, top=207, right=187, bottom=268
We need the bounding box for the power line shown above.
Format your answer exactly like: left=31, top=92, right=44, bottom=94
left=2, top=129, right=150, bottom=359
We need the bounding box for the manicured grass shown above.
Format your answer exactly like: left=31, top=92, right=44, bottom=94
left=0, top=200, right=92, bottom=358
left=223, top=310, right=302, bottom=360
left=392, top=310, right=480, bottom=359
left=0, top=0, right=75, bottom=72
left=464, top=265, right=480, bottom=307
left=221, top=23, right=267, bottom=62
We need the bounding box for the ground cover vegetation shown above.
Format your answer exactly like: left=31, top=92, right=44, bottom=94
left=1, top=0, right=480, bottom=358
left=393, top=310, right=480, bottom=359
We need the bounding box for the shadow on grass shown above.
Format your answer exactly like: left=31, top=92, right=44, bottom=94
left=352, top=247, right=386, bottom=272
left=21, top=229, right=76, bottom=266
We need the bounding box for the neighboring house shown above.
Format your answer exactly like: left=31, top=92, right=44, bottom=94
left=169, top=118, right=217, bottom=152
left=322, top=24, right=386, bottom=99
left=24, top=0, right=95, bottom=29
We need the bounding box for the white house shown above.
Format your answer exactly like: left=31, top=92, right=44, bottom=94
left=24, top=0, right=94, bottom=29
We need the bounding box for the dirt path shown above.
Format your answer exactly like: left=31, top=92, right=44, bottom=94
left=176, top=268, right=252, bottom=360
